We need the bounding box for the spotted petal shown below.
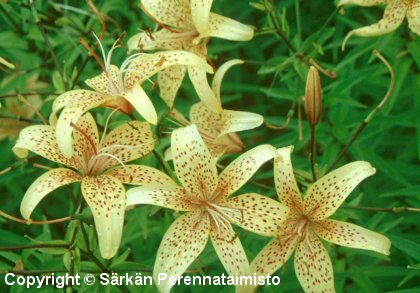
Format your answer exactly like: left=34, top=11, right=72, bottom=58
left=154, top=211, right=209, bottom=293
left=209, top=220, right=250, bottom=276
left=126, top=185, right=195, bottom=211
left=190, top=102, right=222, bottom=139
left=188, top=66, right=222, bottom=113
left=72, top=113, right=99, bottom=168
left=107, top=165, right=177, bottom=186
left=216, top=144, right=278, bottom=198
left=158, top=65, right=187, bottom=107
left=125, top=51, right=213, bottom=88
left=191, top=0, right=213, bottom=37
left=338, top=0, right=389, bottom=6
left=226, top=193, right=289, bottom=237
left=81, top=175, right=126, bottom=259
left=141, top=0, right=193, bottom=30
left=407, top=0, right=420, bottom=35
left=55, top=92, right=112, bottom=158
left=250, top=236, right=298, bottom=278
left=127, top=30, right=182, bottom=53
left=85, top=65, right=122, bottom=95
left=172, top=124, right=218, bottom=199
left=13, top=125, right=74, bottom=168
left=207, top=13, right=254, bottom=41
left=218, top=110, right=263, bottom=137
left=20, top=168, right=81, bottom=219
left=294, top=232, right=334, bottom=293
left=100, top=120, right=154, bottom=167
left=313, top=219, right=391, bottom=255
left=274, top=146, right=303, bottom=210
left=211, top=59, right=243, bottom=102
left=303, top=161, right=376, bottom=220
left=342, top=0, right=408, bottom=50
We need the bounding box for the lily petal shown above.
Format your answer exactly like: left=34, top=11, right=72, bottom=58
left=303, top=161, right=376, bottom=220
left=55, top=93, right=112, bottom=158
left=126, top=185, right=195, bottom=211
left=125, top=50, right=213, bottom=88
left=107, top=165, right=177, bottom=186
left=81, top=175, right=126, bottom=259
left=407, top=0, right=420, bottom=35
left=211, top=59, right=243, bottom=102
left=172, top=124, right=218, bottom=198
left=294, top=232, right=334, bottom=293
left=188, top=66, right=222, bottom=113
left=207, top=13, right=254, bottom=41
left=13, top=125, right=74, bottom=167
left=209, top=220, right=250, bottom=276
left=226, top=193, right=289, bottom=237
left=338, top=0, right=389, bottom=6
left=274, top=146, right=303, bottom=210
left=191, top=0, right=213, bottom=36
left=85, top=65, right=122, bottom=95
left=72, top=113, right=99, bottom=167
left=342, top=0, right=408, bottom=50
left=154, top=211, right=209, bottom=293
left=20, top=168, right=81, bottom=219
left=250, top=236, right=298, bottom=278
left=122, top=84, right=158, bottom=125
left=314, top=219, right=391, bottom=255
left=190, top=102, right=222, bottom=139
left=216, top=144, right=277, bottom=198
left=127, top=30, right=183, bottom=53
left=218, top=109, right=263, bottom=137
left=100, top=120, right=154, bottom=167
left=141, top=0, right=193, bottom=30
left=158, top=65, right=187, bottom=107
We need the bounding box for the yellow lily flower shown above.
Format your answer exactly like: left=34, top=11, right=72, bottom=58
left=13, top=113, right=173, bottom=259
left=52, top=37, right=212, bottom=158
left=339, top=0, right=420, bottom=50
left=250, top=147, right=391, bottom=293
left=165, top=60, right=263, bottom=158
left=127, top=0, right=254, bottom=111
left=127, top=125, right=289, bottom=293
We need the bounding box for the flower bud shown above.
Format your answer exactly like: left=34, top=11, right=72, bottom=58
left=304, top=66, right=322, bottom=127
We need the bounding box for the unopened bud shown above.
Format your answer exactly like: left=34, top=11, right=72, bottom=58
left=304, top=66, right=322, bottom=127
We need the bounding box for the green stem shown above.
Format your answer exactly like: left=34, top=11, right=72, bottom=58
left=153, top=150, right=177, bottom=182
left=294, top=0, right=302, bottom=51
left=309, top=125, right=317, bottom=181
left=342, top=205, right=420, bottom=213
left=328, top=50, right=394, bottom=171
left=0, top=92, right=61, bottom=99
left=0, top=243, right=70, bottom=252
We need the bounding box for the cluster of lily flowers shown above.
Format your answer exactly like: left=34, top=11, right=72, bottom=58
left=8, top=0, right=420, bottom=292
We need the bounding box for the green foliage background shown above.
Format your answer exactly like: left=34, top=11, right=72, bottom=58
left=0, top=0, right=419, bottom=292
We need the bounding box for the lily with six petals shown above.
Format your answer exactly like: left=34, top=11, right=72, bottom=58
left=339, top=0, right=420, bottom=50
left=250, top=146, right=391, bottom=292
left=13, top=113, right=173, bottom=259
left=127, top=0, right=254, bottom=111
left=127, top=125, right=289, bottom=293
left=165, top=59, right=263, bottom=159
left=52, top=37, right=212, bottom=158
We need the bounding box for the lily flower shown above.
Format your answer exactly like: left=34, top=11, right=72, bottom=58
left=127, top=0, right=254, bottom=111
left=52, top=36, right=212, bottom=158
left=127, top=125, right=288, bottom=293
left=165, top=60, right=263, bottom=159
left=13, top=113, right=173, bottom=259
left=250, top=147, right=391, bottom=292
left=339, top=0, right=420, bottom=50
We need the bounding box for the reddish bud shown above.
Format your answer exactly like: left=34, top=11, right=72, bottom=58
left=304, top=66, right=322, bottom=127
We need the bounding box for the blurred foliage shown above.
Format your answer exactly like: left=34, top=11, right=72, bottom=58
left=0, top=0, right=419, bottom=292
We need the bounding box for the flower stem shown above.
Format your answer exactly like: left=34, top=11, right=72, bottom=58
left=309, top=125, right=317, bottom=181
left=342, top=205, right=420, bottom=213
left=328, top=50, right=394, bottom=171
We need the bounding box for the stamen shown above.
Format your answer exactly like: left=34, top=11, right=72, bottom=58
left=79, top=36, right=108, bottom=77
left=100, top=107, right=121, bottom=145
